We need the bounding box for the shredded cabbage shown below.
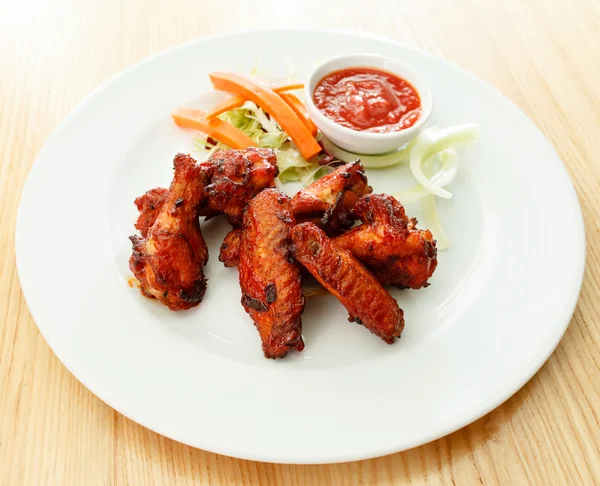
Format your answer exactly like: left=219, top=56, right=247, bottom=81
left=277, top=148, right=334, bottom=186
left=194, top=100, right=326, bottom=185
left=301, top=164, right=335, bottom=187
left=219, top=101, right=288, bottom=148
left=276, top=147, right=317, bottom=183
left=193, top=137, right=222, bottom=159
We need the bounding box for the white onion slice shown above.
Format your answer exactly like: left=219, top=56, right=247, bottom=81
left=422, top=194, right=450, bottom=250
left=396, top=149, right=458, bottom=203
left=409, top=124, right=479, bottom=198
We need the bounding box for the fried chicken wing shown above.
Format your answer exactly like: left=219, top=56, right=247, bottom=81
left=134, top=187, right=168, bottom=237
left=219, top=228, right=241, bottom=267
left=200, top=147, right=279, bottom=225
left=129, top=154, right=209, bottom=311
left=291, top=222, right=404, bottom=343
left=239, top=189, right=305, bottom=358
left=290, top=161, right=372, bottom=234
left=333, top=194, right=437, bottom=289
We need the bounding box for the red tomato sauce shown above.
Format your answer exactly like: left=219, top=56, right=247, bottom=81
left=313, top=67, right=421, bottom=133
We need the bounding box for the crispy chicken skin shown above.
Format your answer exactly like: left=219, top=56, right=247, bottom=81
left=136, top=149, right=278, bottom=270
left=134, top=187, right=168, bottom=238
left=200, top=147, right=279, bottom=225
left=219, top=228, right=242, bottom=267
left=129, top=154, right=209, bottom=311
left=239, top=189, right=305, bottom=358
left=334, top=194, right=437, bottom=289
left=291, top=222, right=404, bottom=343
left=217, top=229, right=331, bottom=302
left=290, top=161, right=372, bottom=234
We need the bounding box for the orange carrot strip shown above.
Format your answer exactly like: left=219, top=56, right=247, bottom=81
left=275, top=82, right=304, bottom=92
left=206, top=96, right=247, bottom=119
left=209, top=73, right=320, bottom=159
left=206, top=82, right=305, bottom=119
left=279, top=92, right=318, bottom=137
left=171, top=107, right=256, bottom=149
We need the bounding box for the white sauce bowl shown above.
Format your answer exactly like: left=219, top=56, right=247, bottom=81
left=305, top=54, right=433, bottom=155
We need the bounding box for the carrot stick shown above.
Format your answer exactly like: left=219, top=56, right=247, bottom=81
left=279, top=92, right=318, bottom=136
left=275, top=82, right=305, bottom=92
left=209, top=73, right=321, bottom=159
left=171, top=107, right=256, bottom=149
left=205, top=96, right=246, bottom=119
left=206, top=82, right=305, bottom=119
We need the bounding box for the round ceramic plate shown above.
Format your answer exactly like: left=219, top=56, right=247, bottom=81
left=16, top=30, right=585, bottom=464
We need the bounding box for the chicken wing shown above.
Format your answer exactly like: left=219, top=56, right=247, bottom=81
left=200, top=147, right=279, bottom=225
left=239, top=189, right=305, bottom=358
left=333, top=194, right=437, bottom=289
left=219, top=228, right=241, bottom=267
left=290, top=161, right=372, bottom=234
left=291, top=222, right=404, bottom=343
left=129, top=154, right=210, bottom=311
left=134, top=187, right=168, bottom=238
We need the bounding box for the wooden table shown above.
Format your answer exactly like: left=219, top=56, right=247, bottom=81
left=2, top=0, right=600, bottom=483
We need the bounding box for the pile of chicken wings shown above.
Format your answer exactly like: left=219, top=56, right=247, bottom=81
left=129, top=148, right=437, bottom=358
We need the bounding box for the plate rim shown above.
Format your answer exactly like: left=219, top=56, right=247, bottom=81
left=15, top=28, right=587, bottom=464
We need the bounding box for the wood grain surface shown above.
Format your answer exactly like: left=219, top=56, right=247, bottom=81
left=2, top=0, right=600, bottom=484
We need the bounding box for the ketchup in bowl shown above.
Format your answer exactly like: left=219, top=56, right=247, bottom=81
left=313, top=67, right=421, bottom=133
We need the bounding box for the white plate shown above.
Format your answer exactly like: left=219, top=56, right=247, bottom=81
left=16, top=30, right=585, bottom=464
